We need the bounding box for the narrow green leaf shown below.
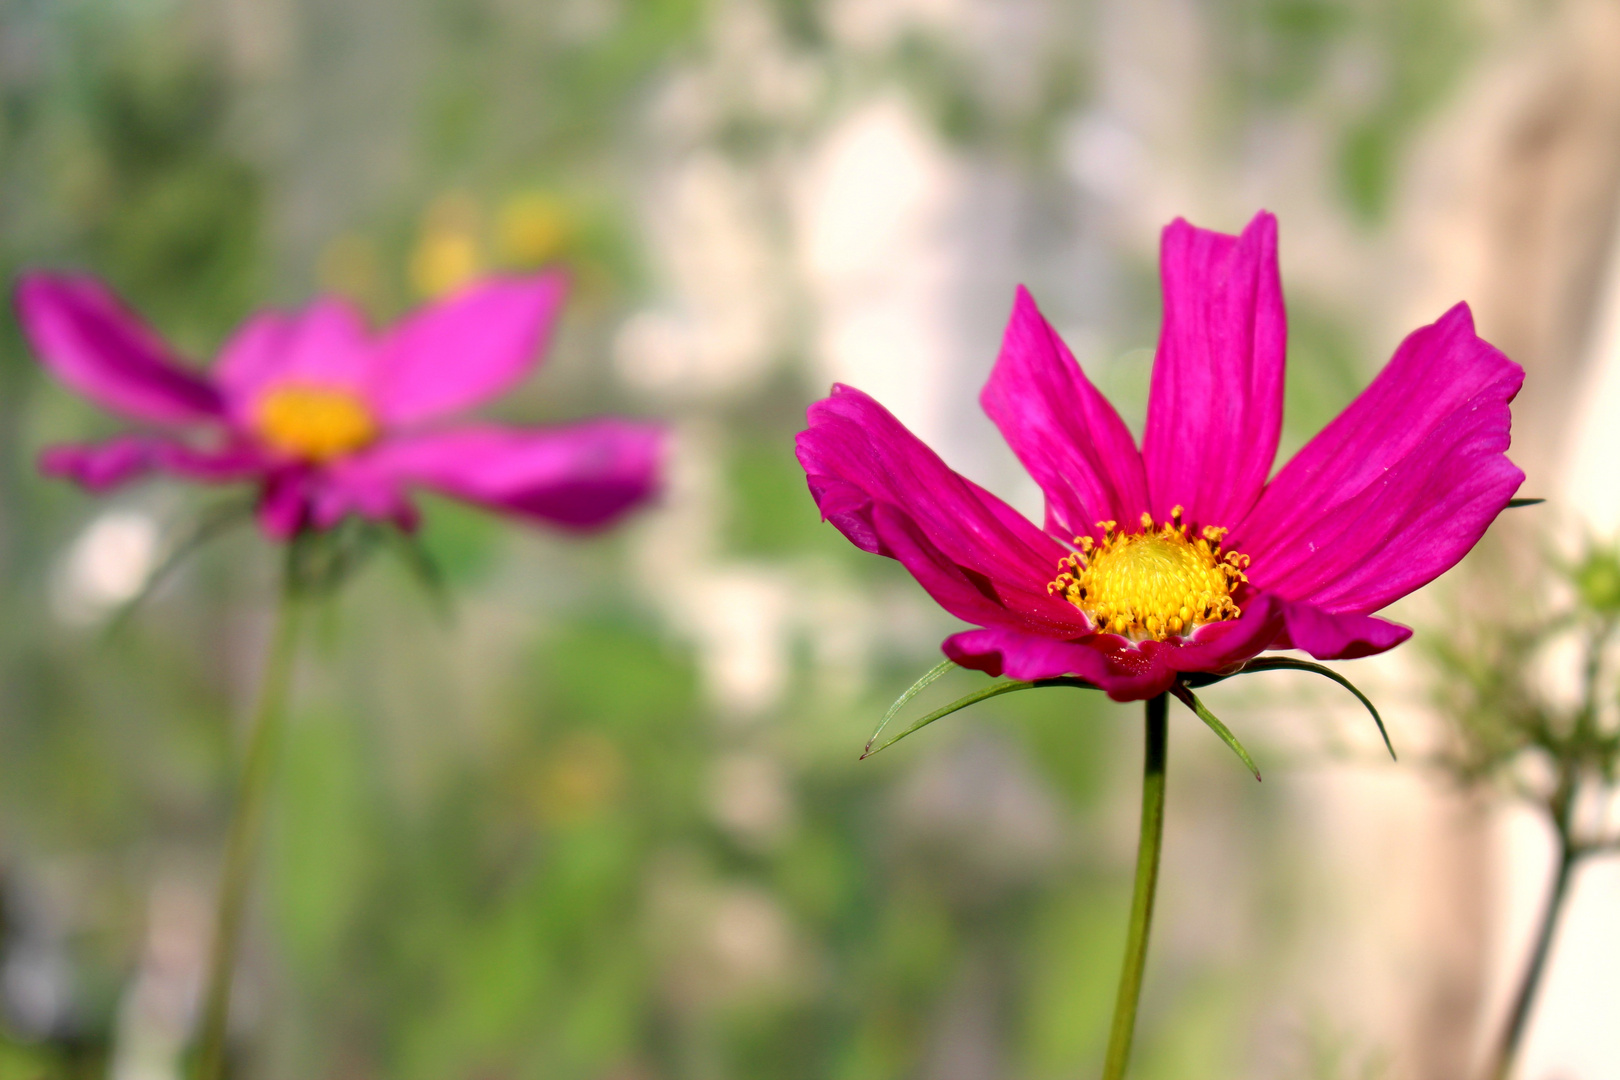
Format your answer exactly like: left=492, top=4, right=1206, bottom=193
left=866, top=659, right=956, bottom=755
left=1506, top=498, right=1545, bottom=509
left=103, top=496, right=256, bottom=638
left=861, top=676, right=1094, bottom=759
left=1238, top=656, right=1395, bottom=761
left=1170, top=683, right=1261, bottom=781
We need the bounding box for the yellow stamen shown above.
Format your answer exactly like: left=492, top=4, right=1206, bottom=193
left=254, top=385, right=378, bottom=462
left=1047, top=505, right=1249, bottom=642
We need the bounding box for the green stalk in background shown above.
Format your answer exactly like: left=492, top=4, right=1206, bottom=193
left=1481, top=627, right=1605, bottom=1080
left=192, top=552, right=305, bottom=1080
left=1102, top=693, right=1169, bottom=1080
left=1487, top=838, right=1575, bottom=1080
left=1429, top=543, right=1620, bottom=1080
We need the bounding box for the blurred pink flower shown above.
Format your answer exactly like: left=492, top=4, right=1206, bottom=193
left=17, top=271, right=663, bottom=538
left=797, top=211, right=1524, bottom=702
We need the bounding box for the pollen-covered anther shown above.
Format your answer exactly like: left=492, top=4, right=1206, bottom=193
left=1048, top=510, right=1249, bottom=642
left=254, top=384, right=379, bottom=462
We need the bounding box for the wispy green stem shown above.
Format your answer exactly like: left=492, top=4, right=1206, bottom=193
left=192, top=558, right=304, bottom=1080
left=1486, top=806, right=1578, bottom=1080
left=1103, top=693, right=1168, bottom=1080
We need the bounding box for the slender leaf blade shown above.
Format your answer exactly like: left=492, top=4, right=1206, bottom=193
left=103, top=496, right=257, bottom=638
left=1506, top=498, right=1544, bottom=509
left=862, top=676, right=1096, bottom=759
left=863, top=680, right=1034, bottom=758
left=1170, top=683, right=1261, bottom=781
left=866, top=659, right=956, bottom=755
left=1238, top=656, right=1395, bottom=761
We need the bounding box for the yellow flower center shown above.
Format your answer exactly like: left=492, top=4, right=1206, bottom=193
left=1048, top=507, right=1249, bottom=641
left=253, top=385, right=378, bottom=462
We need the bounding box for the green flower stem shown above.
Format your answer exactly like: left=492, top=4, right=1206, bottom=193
left=1488, top=623, right=1606, bottom=1080
left=1487, top=804, right=1578, bottom=1080
left=193, top=562, right=304, bottom=1080
left=1103, top=692, right=1169, bottom=1080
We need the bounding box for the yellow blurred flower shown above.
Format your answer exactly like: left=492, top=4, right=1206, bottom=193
left=497, top=191, right=572, bottom=268
left=409, top=192, right=483, bottom=299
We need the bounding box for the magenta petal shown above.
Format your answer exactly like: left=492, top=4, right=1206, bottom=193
left=1142, top=212, right=1285, bottom=528
left=370, top=273, right=568, bottom=426
left=253, top=465, right=421, bottom=539
left=41, top=441, right=158, bottom=492
left=306, top=473, right=420, bottom=533
left=869, top=501, right=1093, bottom=637
left=213, top=310, right=292, bottom=405
left=257, top=469, right=311, bottom=540
left=16, top=273, right=223, bottom=424
left=1234, top=303, right=1524, bottom=614
left=1272, top=599, right=1411, bottom=660
left=980, top=287, right=1149, bottom=540
left=215, top=298, right=374, bottom=420
left=41, top=436, right=264, bottom=493
left=943, top=592, right=1285, bottom=702
left=346, top=420, right=664, bottom=530
left=943, top=628, right=1177, bottom=702
left=797, top=384, right=1083, bottom=625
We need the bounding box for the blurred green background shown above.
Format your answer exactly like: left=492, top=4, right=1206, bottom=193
left=0, top=1, right=1594, bottom=1078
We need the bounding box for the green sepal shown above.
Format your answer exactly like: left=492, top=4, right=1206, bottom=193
left=287, top=518, right=388, bottom=598
left=861, top=673, right=1094, bottom=759
left=380, top=527, right=454, bottom=625
left=1170, top=683, right=1261, bottom=781
left=1237, top=656, right=1395, bottom=761
left=1506, top=498, right=1545, bottom=509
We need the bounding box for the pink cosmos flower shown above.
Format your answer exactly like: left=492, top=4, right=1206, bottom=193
left=17, top=271, right=663, bottom=538
left=796, top=212, right=1524, bottom=702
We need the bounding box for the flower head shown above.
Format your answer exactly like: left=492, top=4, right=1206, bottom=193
left=18, top=271, right=664, bottom=538
left=796, top=212, right=1524, bottom=702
